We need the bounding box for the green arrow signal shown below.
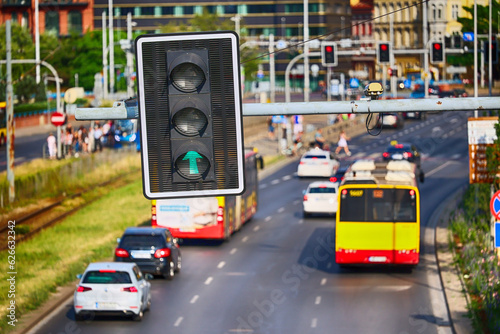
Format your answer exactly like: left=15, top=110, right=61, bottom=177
left=183, top=151, right=203, bottom=174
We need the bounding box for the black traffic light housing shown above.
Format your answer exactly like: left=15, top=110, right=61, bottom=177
left=377, top=42, right=391, bottom=64
left=484, top=40, right=499, bottom=64
left=321, top=41, right=338, bottom=67
left=430, top=42, right=444, bottom=63
left=136, top=31, right=245, bottom=199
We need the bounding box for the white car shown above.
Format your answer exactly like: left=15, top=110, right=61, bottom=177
left=74, top=262, right=152, bottom=321
left=303, top=181, right=339, bottom=217
left=297, top=148, right=340, bottom=178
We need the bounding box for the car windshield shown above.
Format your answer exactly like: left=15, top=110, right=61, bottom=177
left=387, top=147, right=409, bottom=153
left=120, top=235, right=164, bottom=250
left=82, top=270, right=132, bottom=284
left=309, top=187, right=336, bottom=194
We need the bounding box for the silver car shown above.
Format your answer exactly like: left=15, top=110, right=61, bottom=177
left=74, top=262, right=152, bottom=321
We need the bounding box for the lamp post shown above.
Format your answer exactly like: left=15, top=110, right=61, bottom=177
left=231, top=14, right=241, bottom=38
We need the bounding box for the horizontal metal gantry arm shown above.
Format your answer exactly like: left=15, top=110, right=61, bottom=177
left=75, top=97, right=500, bottom=121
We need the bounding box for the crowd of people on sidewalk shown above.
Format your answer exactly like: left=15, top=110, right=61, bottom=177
left=46, top=120, right=118, bottom=159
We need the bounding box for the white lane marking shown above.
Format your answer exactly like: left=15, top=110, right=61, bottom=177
left=398, top=132, right=403, bottom=137
left=451, top=154, right=461, bottom=159
left=204, top=277, right=213, bottom=285
left=368, top=152, right=381, bottom=159
left=450, top=118, right=458, bottom=123
left=404, top=129, right=409, bottom=134
left=174, top=317, right=184, bottom=327
left=282, top=175, right=292, bottom=181
left=230, top=248, right=237, bottom=255
left=242, top=236, right=249, bottom=242
left=278, top=207, right=285, bottom=213
left=265, top=216, right=272, bottom=222
left=190, top=295, right=199, bottom=304
left=449, top=130, right=455, bottom=135
left=321, top=278, right=327, bottom=286
left=259, top=184, right=267, bottom=189
left=217, top=261, right=226, bottom=269
left=298, top=219, right=304, bottom=225
left=293, top=200, right=300, bottom=205
left=271, top=179, right=280, bottom=185
left=311, top=318, right=318, bottom=328
left=315, top=296, right=322, bottom=305
left=253, top=225, right=260, bottom=232
left=426, top=161, right=457, bottom=177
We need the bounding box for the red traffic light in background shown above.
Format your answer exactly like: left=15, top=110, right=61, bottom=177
left=377, top=42, right=391, bottom=64
left=321, top=42, right=338, bottom=67
left=430, top=42, right=444, bottom=63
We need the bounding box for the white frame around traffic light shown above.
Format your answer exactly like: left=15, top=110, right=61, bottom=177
left=430, top=41, right=445, bottom=64
left=321, top=41, right=338, bottom=67
left=376, top=41, right=391, bottom=65
left=136, top=31, right=245, bottom=199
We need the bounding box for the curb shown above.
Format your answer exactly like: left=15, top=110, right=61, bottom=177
left=434, top=184, right=474, bottom=334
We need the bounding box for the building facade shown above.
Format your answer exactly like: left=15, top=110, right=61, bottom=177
left=0, top=0, right=94, bottom=37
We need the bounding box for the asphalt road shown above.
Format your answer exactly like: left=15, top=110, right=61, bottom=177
left=30, top=111, right=470, bottom=334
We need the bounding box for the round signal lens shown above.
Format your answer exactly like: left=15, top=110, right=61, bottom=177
left=173, top=108, right=208, bottom=136
left=175, top=151, right=210, bottom=180
left=171, top=63, right=205, bottom=92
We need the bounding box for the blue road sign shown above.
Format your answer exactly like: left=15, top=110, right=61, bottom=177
left=496, top=222, right=500, bottom=248
left=463, top=32, right=474, bottom=42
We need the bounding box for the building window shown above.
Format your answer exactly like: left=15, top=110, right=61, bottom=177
left=141, top=7, right=154, bottom=16
left=68, top=11, right=82, bottom=34
left=184, top=6, right=194, bottom=15
left=122, top=8, right=134, bottom=16
left=216, top=5, right=224, bottom=14
left=285, top=4, right=303, bottom=13
left=225, top=5, right=237, bottom=14
left=134, top=8, right=141, bottom=16
left=11, top=12, right=17, bottom=23
left=451, top=4, right=459, bottom=20
left=162, top=7, right=174, bottom=15
left=45, top=11, right=59, bottom=36
left=174, top=6, right=183, bottom=16
left=155, top=7, right=162, bottom=17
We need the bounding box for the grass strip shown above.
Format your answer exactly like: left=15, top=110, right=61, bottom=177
left=0, top=178, right=150, bottom=333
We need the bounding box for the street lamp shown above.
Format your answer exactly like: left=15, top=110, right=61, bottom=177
left=231, top=14, right=241, bottom=38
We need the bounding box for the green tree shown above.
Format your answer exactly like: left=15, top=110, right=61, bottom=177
left=486, top=114, right=500, bottom=190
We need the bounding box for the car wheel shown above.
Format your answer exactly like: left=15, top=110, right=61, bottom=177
left=163, top=261, right=175, bottom=280
left=132, top=309, right=143, bottom=322
left=145, top=295, right=152, bottom=311
left=303, top=211, right=310, bottom=218
left=74, top=313, right=85, bottom=321
left=175, top=255, right=182, bottom=273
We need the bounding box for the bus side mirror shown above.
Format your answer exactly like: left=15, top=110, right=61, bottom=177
left=257, top=155, right=264, bottom=170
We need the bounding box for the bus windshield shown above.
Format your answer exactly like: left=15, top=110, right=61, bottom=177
left=339, top=188, right=417, bottom=222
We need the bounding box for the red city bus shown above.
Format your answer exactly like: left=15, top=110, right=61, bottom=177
left=151, top=148, right=262, bottom=240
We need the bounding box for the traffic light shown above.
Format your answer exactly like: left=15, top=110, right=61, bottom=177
left=135, top=31, right=245, bottom=199
left=321, top=41, right=338, bottom=67
left=430, top=42, right=444, bottom=63
left=484, top=40, right=498, bottom=64
left=377, top=42, right=391, bottom=64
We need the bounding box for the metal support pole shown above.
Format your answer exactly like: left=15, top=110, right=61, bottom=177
left=489, top=0, right=493, bottom=96
left=269, top=34, right=275, bottom=103
left=127, top=13, right=134, bottom=98
left=423, top=0, right=429, bottom=98
left=103, top=12, right=108, bottom=100
left=6, top=21, right=15, bottom=203
left=109, top=0, right=115, bottom=96
left=303, top=0, right=310, bottom=102
left=35, top=0, right=40, bottom=84
left=474, top=0, right=479, bottom=118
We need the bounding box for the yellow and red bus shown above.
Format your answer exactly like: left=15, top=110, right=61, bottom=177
left=335, top=184, right=420, bottom=266
left=151, top=148, right=263, bottom=240
left=0, top=101, right=6, bottom=146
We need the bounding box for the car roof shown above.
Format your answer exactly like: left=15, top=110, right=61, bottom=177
left=123, top=227, right=167, bottom=236
left=307, top=181, right=338, bottom=189
left=85, top=262, right=136, bottom=271
left=302, top=148, right=330, bottom=156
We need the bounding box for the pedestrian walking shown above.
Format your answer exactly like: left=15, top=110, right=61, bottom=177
left=47, top=132, right=57, bottom=159
left=335, top=130, right=351, bottom=156
left=314, top=128, right=326, bottom=150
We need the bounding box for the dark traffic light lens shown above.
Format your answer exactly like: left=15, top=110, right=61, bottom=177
left=171, top=63, right=205, bottom=92
left=175, top=151, right=210, bottom=180
left=172, top=108, right=208, bottom=136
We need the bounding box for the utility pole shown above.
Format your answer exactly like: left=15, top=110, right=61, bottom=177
left=390, top=15, right=397, bottom=98
left=6, top=20, right=15, bottom=203
left=127, top=13, right=134, bottom=98
left=102, top=12, right=108, bottom=100
left=269, top=34, right=275, bottom=103
left=35, top=0, right=40, bottom=84
left=474, top=0, right=478, bottom=118
left=423, top=0, right=429, bottom=98
left=303, top=0, right=310, bottom=102
left=109, top=0, right=115, bottom=96
left=489, top=0, right=493, bottom=96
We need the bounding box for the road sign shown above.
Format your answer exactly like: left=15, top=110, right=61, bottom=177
left=496, top=222, right=500, bottom=248
left=50, top=112, right=66, bottom=126
left=463, top=32, right=474, bottom=42
left=468, top=117, right=498, bottom=183
left=491, top=191, right=500, bottom=220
